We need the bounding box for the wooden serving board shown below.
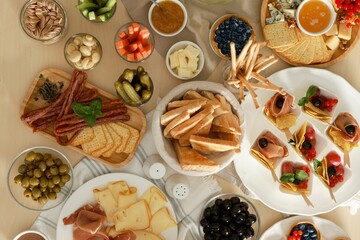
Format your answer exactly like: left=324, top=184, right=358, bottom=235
left=260, top=0, right=360, bottom=67
left=20, top=68, right=147, bottom=167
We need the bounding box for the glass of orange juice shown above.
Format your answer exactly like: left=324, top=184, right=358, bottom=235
left=296, top=0, right=336, bottom=36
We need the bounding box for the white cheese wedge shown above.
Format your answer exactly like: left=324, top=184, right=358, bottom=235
left=325, top=23, right=338, bottom=36
left=338, top=22, right=352, bottom=40
left=326, top=35, right=340, bottom=50
left=169, top=45, right=200, bottom=78
left=187, top=57, right=198, bottom=72
left=178, top=51, right=188, bottom=68
left=184, top=45, right=200, bottom=58
left=177, top=68, right=194, bottom=78
left=283, top=9, right=296, bottom=19
left=169, top=51, right=180, bottom=69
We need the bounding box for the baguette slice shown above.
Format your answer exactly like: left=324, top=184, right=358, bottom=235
left=160, top=99, right=207, bottom=126
left=190, top=135, right=239, bottom=154
left=217, top=132, right=241, bottom=153
left=167, top=99, right=205, bottom=111
left=179, top=114, right=214, bottom=146
left=173, top=140, right=219, bottom=172
left=170, top=106, right=214, bottom=139
left=163, top=111, right=190, bottom=138
left=183, top=90, right=206, bottom=100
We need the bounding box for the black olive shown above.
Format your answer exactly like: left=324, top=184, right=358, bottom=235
left=215, top=198, right=223, bottom=206
left=345, top=125, right=356, bottom=135
left=302, top=140, right=312, bottom=150
left=311, top=97, right=323, bottom=108
left=247, top=214, right=257, bottom=224
left=236, top=227, right=246, bottom=236
left=211, top=215, right=219, bottom=222
left=276, top=98, right=285, bottom=109
left=204, top=233, right=214, bottom=240
left=293, top=179, right=300, bottom=185
left=231, top=203, right=241, bottom=214
left=229, top=222, right=237, bottom=231
left=230, top=233, right=240, bottom=240
left=327, top=166, right=337, bottom=178
left=230, top=196, right=240, bottom=204
left=201, top=218, right=210, bottom=228
left=221, top=226, right=231, bottom=236
left=258, top=138, right=268, bottom=148
left=223, top=199, right=232, bottom=211
left=221, top=213, right=231, bottom=224
left=235, top=215, right=245, bottom=224
left=244, top=227, right=255, bottom=237
left=239, top=202, right=249, bottom=212
left=210, top=222, right=221, bottom=232
left=204, top=207, right=212, bottom=218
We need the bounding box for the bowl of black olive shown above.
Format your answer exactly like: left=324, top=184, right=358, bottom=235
left=199, top=193, right=260, bottom=240
left=7, top=146, right=73, bottom=211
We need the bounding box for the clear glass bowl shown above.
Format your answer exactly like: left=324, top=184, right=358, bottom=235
left=7, top=146, right=73, bottom=211
left=20, top=0, right=68, bottom=44
left=114, top=22, right=155, bottom=63
left=64, top=33, right=102, bottom=71
left=77, top=0, right=117, bottom=23
left=198, top=193, right=260, bottom=240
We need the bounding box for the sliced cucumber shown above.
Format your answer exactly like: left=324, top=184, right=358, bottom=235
left=88, top=11, right=96, bottom=20
left=105, top=0, right=117, bottom=8
left=95, top=6, right=113, bottom=15
left=76, top=3, right=99, bottom=11
left=82, top=9, right=89, bottom=17
left=97, top=14, right=108, bottom=22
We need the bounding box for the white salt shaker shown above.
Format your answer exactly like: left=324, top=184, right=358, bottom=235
left=142, top=154, right=166, bottom=179
left=165, top=174, right=190, bottom=200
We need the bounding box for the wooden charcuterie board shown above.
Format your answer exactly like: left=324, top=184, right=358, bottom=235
left=20, top=68, right=147, bottom=167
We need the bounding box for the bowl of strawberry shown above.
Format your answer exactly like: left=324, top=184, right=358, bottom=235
left=114, top=22, right=154, bottom=62
left=287, top=222, right=320, bottom=240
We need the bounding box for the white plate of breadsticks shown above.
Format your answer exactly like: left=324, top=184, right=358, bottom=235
left=152, top=81, right=244, bottom=176
left=57, top=173, right=177, bottom=239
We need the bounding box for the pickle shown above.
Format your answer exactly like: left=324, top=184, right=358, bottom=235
left=114, top=81, right=132, bottom=103
left=141, top=89, right=152, bottom=101
left=134, top=83, right=142, bottom=92
left=122, top=81, right=142, bottom=105
left=137, top=66, right=145, bottom=73
left=121, top=69, right=135, bottom=83
left=139, top=72, right=152, bottom=90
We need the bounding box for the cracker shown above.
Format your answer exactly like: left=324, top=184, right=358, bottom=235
left=116, top=122, right=140, bottom=154
left=70, top=127, right=94, bottom=146
left=108, top=122, right=131, bottom=153
left=264, top=22, right=299, bottom=49
left=92, top=125, right=114, bottom=157
left=81, top=125, right=106, bottom=153
left=102, top=124, right=122, bottom=158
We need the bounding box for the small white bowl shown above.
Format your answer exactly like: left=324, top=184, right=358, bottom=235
left=13, top=230, right=49, bottom=240
left=148, top=0, right=188, bottom=37
left=296, top=0, right=336, bottom=36
left=166, top=41, right=204, bottom=80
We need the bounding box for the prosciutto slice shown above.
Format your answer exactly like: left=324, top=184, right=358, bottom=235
left=76, top=210, right=106, bottom=234
left=265, top=92, right=294, bottom=118
left=334, top=112, right=360, bottom=143
left=73, top=227, right=109, bottom=240
left=258, top=131, right=288, bottom=159
left=109, top=231, right=136, bottom=240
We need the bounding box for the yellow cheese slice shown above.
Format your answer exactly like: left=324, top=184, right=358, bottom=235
left=114, top=200, right=151, bottom=231
left=150, top=207, right=176, bottom=234
left=108, top=180, right=130, bottom=202
left=93, top=188, right=118, bottom=224
left=118, top=186, right=138, bottom=210
left=133, top=230, right=162, bottom=240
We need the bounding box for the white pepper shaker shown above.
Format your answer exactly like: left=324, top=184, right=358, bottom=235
left=142, top=154, right=166, bottom=179
left=165, top=174, right=190, bottom=200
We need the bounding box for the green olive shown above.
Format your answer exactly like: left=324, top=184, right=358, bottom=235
left=52, top=175, right=61, bottom=185
left=38, top=196, right=48, bottom=205
left=58, top=182, right=65, bottom=187
left=45, top=170, right=52, bottom=179
left=14, top=174, right=23, bottom=184
left=27, top=164, right=35, bottom=171
left=46, top=158, right=55, bottom=167
left=25, top=151, right=37, bottom=162
left=31, top=187, right=41, bottom=199
left=18, top=164, right=27, bottom=174
left=55, top=158, right=63, bottom=166
left=43, top=153, right=51, bottom=160
left=39, top=186, right=47, bottom=192
left=50, top=166, right=59, bottom=175
left=26, top=170, right=34, bottom=177
left=31, top=195, right=39, bottom=201
left=21, top=176, right=30, bottom=188
left=59, top=164, right=69, bottom=174
left=38, top=161, right=47, bottom=172
left=48, top=192, right=57, bottom=200
left=29, top=177, right=40, bottom=186
left=39, top=176, right=48, bottom=188
left=33, top=168, right=43, bottom=178
left=35, top=153, right=44, bottom=161
left=53, top=185, right=61, bottom=193
left=61, top=174, right=71, bottom=183
left=24, top=188, right=32, bottom=198
left=48, top=181, right=55, bottom=189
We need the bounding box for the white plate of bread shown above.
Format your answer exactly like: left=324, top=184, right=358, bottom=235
left=152, top=81, right=244, bottom=176
left=235, top=67, right=360, bottom=215
left=57, top=173, right=177, bottom=239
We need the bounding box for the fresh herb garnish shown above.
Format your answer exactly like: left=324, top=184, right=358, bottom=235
left=298, top=85, right=317, bottom=106
left=313, top=159, right=321, bottom=174
left=36, top=74, right=64, bottom=103
left=71, top=98, right=103, bottom=127
left=288, top=139, right=296, bottom=146
left=280, top=170, right=308, bottom=183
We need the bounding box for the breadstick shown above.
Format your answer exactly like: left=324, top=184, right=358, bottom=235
left=230, top=42, right=237, bottom=82
left=258, top=41, right=267, bottom=50
left=238, top=79, right=245, bottom=101
left=236, top=39, right=253, bottom=71
left=238, top=74, right=259, bottom=108
left=244, top=43, right=257, bottom=75
left=254, top=55, right=275, bottom=69
left=245, top=43, right=261, bottom=80
left=255, top=58, right=279, bottom=73
left=251, top=72, right=285, bottom=94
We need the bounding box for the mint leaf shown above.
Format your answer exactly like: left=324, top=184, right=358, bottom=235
left=295, top=170, right=308, bottom=180
left=84, top=115, right=96, bottom=127
left=298, top=97, right=308, bottom=106
left=280, top=173, right=295, bottom=183
left=313, top=159, right=321, bottom=174
left=306, top=86, right=317, bottom=98
left=71, top=102, right=92, bottom=117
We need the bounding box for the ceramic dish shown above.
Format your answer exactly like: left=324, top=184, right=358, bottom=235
left=234, top=67, right=360, bottom=215
left=260, top=215, right=350, bottom=239
left=56, top=173, right=177, bottom=239
left=152, top=81, right=244, bottom=176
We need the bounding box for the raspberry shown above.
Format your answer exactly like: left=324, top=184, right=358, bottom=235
left=338, top=175, right=344, bottom=182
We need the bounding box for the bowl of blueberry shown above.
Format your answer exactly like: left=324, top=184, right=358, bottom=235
left=209, top=14, right=254, bottom=58
left=288, top=222, right=321, bottom=240
left=199, top=193, right=260, bottom=240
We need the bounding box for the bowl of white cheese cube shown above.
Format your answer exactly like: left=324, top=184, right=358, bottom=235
left=166, top=41, right=204, bottom=80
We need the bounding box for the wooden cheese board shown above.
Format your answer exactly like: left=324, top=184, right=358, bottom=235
left=260, top=0, right=360, bottom=67
left=20, top=68, right=147, bottom=167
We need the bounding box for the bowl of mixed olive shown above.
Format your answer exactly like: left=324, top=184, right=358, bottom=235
left=7, top=146, right=73, bottom=211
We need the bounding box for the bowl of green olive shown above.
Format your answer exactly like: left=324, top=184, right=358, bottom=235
left=7, top=146, right=73, bottom=211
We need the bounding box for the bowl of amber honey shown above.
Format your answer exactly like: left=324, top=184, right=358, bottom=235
left=148, top=0, right=188, bottom=37
left=296, top=0, right=336, bottom=36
